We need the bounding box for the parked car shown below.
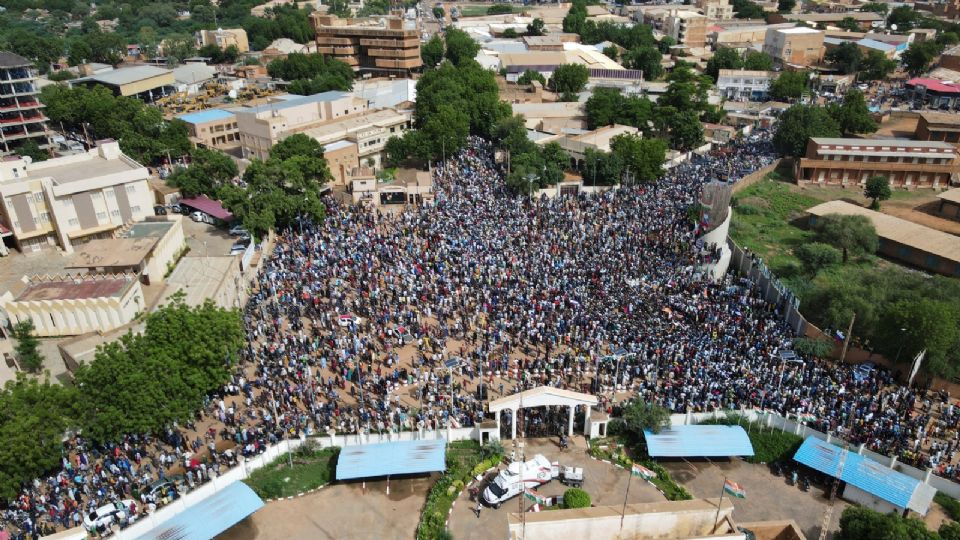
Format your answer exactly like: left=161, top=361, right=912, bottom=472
left=853, top=362, right=876, bottom=382
left=145, top=477, right=184, bottom=502
left=83, top=500, right=137, bottom=532
left=338, top=314, right=363, bottom=327
left=230, top=238, right=250, bottom=254
left=228, top=225, right=248, bottom=236
left=191, top=211, right=214, bottom=224
left=170, top=204, right=183, bottom=214
left=153, top=205, right=167, bottom=216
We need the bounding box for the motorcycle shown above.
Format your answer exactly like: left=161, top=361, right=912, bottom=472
left=800, top=476, right=810, bottom=491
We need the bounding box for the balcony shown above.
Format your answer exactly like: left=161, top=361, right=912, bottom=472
left=373, top=58, right=423, bottom=69
left=799, top=158, right=958, bottom=174
left=359, top=38, right=420, bottom=48
left=367, top=48, right=420, bottom=59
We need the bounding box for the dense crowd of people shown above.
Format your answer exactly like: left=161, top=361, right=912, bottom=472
left=4, top=132, right=960, bottom=538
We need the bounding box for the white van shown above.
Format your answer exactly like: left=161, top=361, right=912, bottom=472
left=482, top=454, right=559, bottom=508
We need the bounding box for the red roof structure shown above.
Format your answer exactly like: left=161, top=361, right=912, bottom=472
left=906, top=78, right=960, bottom=94
left=178, top=196, right=234, bottom=221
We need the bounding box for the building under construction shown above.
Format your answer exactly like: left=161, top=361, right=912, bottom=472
left=0, top=51, right=50, bottom=155
left=310, top=14, right=422, bottom=75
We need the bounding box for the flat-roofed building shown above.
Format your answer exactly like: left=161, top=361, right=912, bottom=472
left=311, top=14, right=421, bottom=75
left=178, top=109, right=241, bottom=150
left=937, top=188, right=960, bottom=221
left=349, top=166, right=432, bottom=206
left=0, top=51, right=51, bottom=156
left=906, top=78, right=960, bottom=110
left=324, top=139, right=359, bottom=186
left=717, top=69, right=776, bottom=100
left=915, top=111, right=960, bottom=145
left=65, top=217, right=185, bottom=285
left=235, top=91, right=369, bottom=160
left=763, top=27, right=824, bottom=66
left=0, top=273, right=145, bottom=336
left=0, top=139, right=152, bottom=253
left=796, top=137, right=960, bottom=189
left=556, top=124, right=642, bottom=170
left=195, top=28, right=250, bottom=53
left=768, top=11, right=884, bottom=30
left=807, top=200, right=960, bottom=277
left=663, top=10, right=709, bottom=49
left=697, top=0, right=734, bottom=20
left=299, top=107, right=412, bottom=170
left=71, top=65, right=175, bottom=100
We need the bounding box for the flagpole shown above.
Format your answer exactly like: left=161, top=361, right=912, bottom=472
left=620, top=465, right=633, bottom=535
left=713, top=476, right=726, bottom=533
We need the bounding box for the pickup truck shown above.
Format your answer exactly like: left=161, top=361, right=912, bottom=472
left=482, top=454, right=559, bottom=508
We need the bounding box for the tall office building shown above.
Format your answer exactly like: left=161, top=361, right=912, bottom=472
left=0, top=52, right=50, bottom=155
left=311, top=14, right=422, bottom=74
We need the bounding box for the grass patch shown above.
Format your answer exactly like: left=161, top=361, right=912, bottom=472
left=418, top=440, right=497, bottom=540
left=243, top=445, right=339, bottom=499
left=936, top=492, right=960, bottom=521
left=699, top=417, right=803, bottom=464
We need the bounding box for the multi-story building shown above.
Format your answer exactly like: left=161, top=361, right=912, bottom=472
left=767, top=12, right=884, bottom=29
left=178, top=109, right=241, bottom=150
left=763, top=27, right=824, bottom=67
left=663, top=10, right=709, bottom=49
left=0, top=52, right=50, bottom=156
left=717, top=69, right=776, bottom=100
left=796, top=137, right=960, bottom=189
left=236, top=91, right=369, bottom=161
left=299, top=107, right=412, bottom=170
left=311, top=14, right=421, bottom=75
left=906, top=78, right=960, bottom=110
left=915, top=112, right=960, bottom=145
left=697, top=0, right=734, bottom=20
left=195, top=28, right=250, bottom=53
left=0, top=139, right=152, bottom=253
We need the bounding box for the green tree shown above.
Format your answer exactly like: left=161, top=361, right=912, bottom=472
left=563, top=488, right=591, bottom=509
left=795, top=242, right=842, bottom=273
left=940, top=522, right=960, bottom=540
left=610, top=134, right=667, bottom=183
left=813, top=214, right=878, bottom=263
left=877, top=298, right=960, bottom=374
left=777, top=0, right=796, bottom=12
left=731, top=0, right=765, bottom=19
left=887, top=5, right=918, bottom=31
left=657, top=36, right=676, bottom=54
left=167, top=147, right=238, bottom=197
left=585, top=87, right=625, bottom=129
left=328, top=0, right=352, bottom=17
left=487, top=3, right=513, bottom=15
left=772, top=104, right=840, bottom=157
left=903, top=41, right=942, bottom=76
left=517, top=69, right=546, bottom=86
left=837, top=17, right=861, bottom=32
left=825, top=42, right=863, bottom=75
left=706, top=47, right=743, bottom=81
left=11, top=320, right=43, bottom=373
left=549, top=63, right=590, bottom=95
left=861, top=2, right=889, bottom=15
left=792, top=336, right=835, bottom=358
left=444, top=28, right=480, bottom=66
left=768, top=70, right=809, bottom=101
left=563, top=0, right=588, bottom=34
left=832, top=89, right=877, bottom=135
left=582, top=147, right=624, bottom=186
left=267, top=53, right=354, bottom=92
left=14, top=140, right=48, bottom=162
left=527, top=18, right=546, bottom=36
left=864, top=175, right=891, bottom=210
left=422, top=35, right=445, bottom=68
left=4, top=29, right=63, bottom=73
left=0, top=376, right=78, bottom=500
left=493, top=114, right=537, bottom=157
left=623, top=46, right=664, bottom=80
left=502, top=28, right=519, bottom=38
left=860, top=50, right=897, bottom=81
left=433, top=5, right=445, bottom=19
left=743, top=51, right=774, bottom=71
left=662, top=108, right=704, bottom=151
left=602, top=45, right=619, bottom=61
left=839, top=503, right=939, bottom=540
left=619, top=400, right=671, bottom=441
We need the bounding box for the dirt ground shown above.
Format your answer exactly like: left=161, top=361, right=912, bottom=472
left=663, top=458, right=849, bottom=540
left=448, top=437, right=666, bottom=540
left=216, top=474, right=436, bottom=540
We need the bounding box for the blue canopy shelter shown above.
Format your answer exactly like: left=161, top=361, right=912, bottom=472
left=133, top=481, right=264, bottom=540
left=336, top=439, right=447, bottom=480
left=643, top=425, right=755, bottom=458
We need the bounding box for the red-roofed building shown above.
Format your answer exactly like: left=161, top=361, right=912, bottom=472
left=906, top=78, right=960, bottom=110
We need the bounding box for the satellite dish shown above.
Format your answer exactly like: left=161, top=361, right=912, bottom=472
left=228, top=89, right=238, bottom=99
left=890, top=24, right=897, bottom=31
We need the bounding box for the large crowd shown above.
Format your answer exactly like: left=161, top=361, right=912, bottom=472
left=4, top=132, right=960, bottom=538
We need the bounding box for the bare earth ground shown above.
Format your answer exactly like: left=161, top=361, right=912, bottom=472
left=662, top=458, right=849, bottom=540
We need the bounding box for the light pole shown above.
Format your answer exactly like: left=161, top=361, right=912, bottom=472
left=894, top=327, right=907, bottom=363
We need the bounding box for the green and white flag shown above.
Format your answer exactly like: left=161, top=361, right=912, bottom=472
left=632, top=464, right=656, bottom=479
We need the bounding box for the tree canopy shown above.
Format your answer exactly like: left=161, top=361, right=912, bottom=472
left=610, top=134, right=668, bottom=184
left=421, top=35, right=445, bottom=68
left=813, top=213, right=878, bottom=263
left=830, top=89, right=877, bottom=136
left=864, top=175, right=891, bottom=210
left=444, top=28, right=480, bottom=66
left=772, top=104, right=840, bottom=157
left=266, top=53, right=354, bottom=94
left=617, top=400, right=671, bottom=442
left=769, top=70, right=809, bottom=101
left=550, top=64, right=590, bottom=96
left=11, top=320, right=43, bottom=373
left=825, top=42, right=863, bottom=75
left=167, top=147, right=239, bottom=198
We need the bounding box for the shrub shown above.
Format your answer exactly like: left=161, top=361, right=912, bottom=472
left=487, top=3, right=514, bottom=14
left=564, top=488, right=591, bottom=509
left=936, top=492, right=960, bottom=521
left=795, top=242, right=842, bottom=274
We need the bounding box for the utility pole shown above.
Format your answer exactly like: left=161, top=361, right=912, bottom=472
left=839, top=312, right=856, bottom=363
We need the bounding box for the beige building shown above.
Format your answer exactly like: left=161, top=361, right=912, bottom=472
left=311, top=15, right=422, bottom=74
left=195, top=28, right=250, bottom=53
left=324, top=140, right=360, bottom=187
left=71, top=65, right=175, bottom=100
left=796, top=137, right=959, bottom=189
left=349, top=167, right=433, bottom=206
left=66, top=218, right=186, bottom=285
left=236, top=91, right=368, bottom=161
left=763, top=27, right=824, bottom=67
left=0, top=273, right=145, bottom=337
left=555, top=124, right=642, bottom=170
left=300, top=107, right=412, bottom=170
left=0, top=140, right=153, bottom=253
left=698, top=0, right=734, bottom=20
left=664, top=10, right=709, bottom=49
left=178, top=108, right=241, bottom=150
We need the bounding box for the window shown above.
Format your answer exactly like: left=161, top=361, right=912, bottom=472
left=96, top=211, right=107, bottom=221
left=110, top=209, right=120, bottom=217
left=68, top=218, right=78, bottom=226
left=126, top=184, right=136, bottom=194
left=63, top=198, right=73, bottom=208
left=40, top=211, right=49, bottom=222
left=32, top=192, right=43, bottom=202
left=32, top=217, right=39, bottom=225
left=131, top=205, right=141, bottom=214
left=105, top=188, right=115, bottom=198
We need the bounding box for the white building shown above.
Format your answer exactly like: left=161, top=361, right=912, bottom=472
left=717, top=69, right=777, bottom=100
left=0, top=139, right=153, bottom=253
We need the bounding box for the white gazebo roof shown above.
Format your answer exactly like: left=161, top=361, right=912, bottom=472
left=488, top=386, right=598, bottom=413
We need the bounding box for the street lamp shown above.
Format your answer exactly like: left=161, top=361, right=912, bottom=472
left=894, top=327, right=907, bottom=363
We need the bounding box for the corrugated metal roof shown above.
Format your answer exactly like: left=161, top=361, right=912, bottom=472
left=133, top=481, right=264, bottom=540
left=177, top=109, right=236, bottom=125
left=644, top=425, right=755, bottom=457
left=178, top=195, right=234, bottom=221
left=336, top=439, right=446, bottom=480
left=792, top=437, right=936, bottom=514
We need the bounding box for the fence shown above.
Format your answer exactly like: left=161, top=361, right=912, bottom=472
left=671, top=409, right=960, bottom=500
left=727, top=239, right=808, bottom=336
left=730, top=159, right=783, bottom=194
left=96, top=426, right=478, bottom=539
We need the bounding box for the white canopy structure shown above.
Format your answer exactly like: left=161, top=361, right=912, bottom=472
left=488, top=386, right=599, bottom=439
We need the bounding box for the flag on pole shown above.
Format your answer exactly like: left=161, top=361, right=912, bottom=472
left=723, top=479, right=746, bottom=499
left=632, top=464, right=656, bottom=480
left=528, top=503, right=541, bottom=512
left=799, top=413, right=816, bottom=423
left=524, top=488, right=548, bottom=505
left=908, top=350, right=926, bottom=386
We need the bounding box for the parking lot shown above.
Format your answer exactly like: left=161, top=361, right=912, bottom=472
left=181, top=215, right=241, bottom=257
left=448, top=437, right=666, bottom=540
left=662, top=458, right=849, bottom=539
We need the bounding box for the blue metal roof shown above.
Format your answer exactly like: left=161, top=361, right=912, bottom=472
left=644, top=425, right=755, bottom=457
left=133, top=481, right=264, bottom=540
left=793, top=437, right=935, bottom=513
left=177, top=109, right=236, bottom=124
left=336, top=439, right=447, bottom=480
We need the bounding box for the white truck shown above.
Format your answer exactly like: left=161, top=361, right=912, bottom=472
left=482, top=454, right=559, bottom=508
